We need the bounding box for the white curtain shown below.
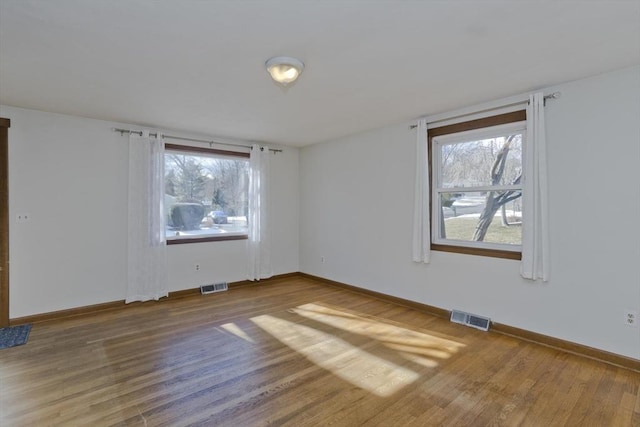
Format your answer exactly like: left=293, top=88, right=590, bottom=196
left=521, top=93, right=550, bottom=281
left=247, top=144, right=273, bottom=280
left=412, top=119, right=431, bottom=263
left=126, top=131, right=168, bottom=303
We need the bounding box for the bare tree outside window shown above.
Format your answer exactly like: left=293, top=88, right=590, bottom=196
left=470, top=135, right=522, bottom=242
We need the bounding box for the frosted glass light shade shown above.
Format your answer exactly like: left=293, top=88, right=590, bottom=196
left=266, top=56, right=304, bottom=86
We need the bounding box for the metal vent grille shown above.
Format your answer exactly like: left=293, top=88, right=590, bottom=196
left=450, top=310, right=491, bottom=331
left=200, top=282, right=228, bottom=295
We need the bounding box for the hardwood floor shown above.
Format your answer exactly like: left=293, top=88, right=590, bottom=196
left=1, top=276, right=638, bottom=426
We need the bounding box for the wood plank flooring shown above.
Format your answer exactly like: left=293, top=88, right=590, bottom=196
left=1, top=276, right=639, bottom=426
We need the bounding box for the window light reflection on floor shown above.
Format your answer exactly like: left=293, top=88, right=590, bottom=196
left=251, top=314, right=419, bottom=397
left=250, top=303, right=465, bottom=397
left=293, top=303, right=465, bottom=364
left=219, top=323, right=255, bottom=344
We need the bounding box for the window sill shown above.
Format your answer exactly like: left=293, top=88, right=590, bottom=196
left=167, top=235, right=248, bottom=245
left=431, top=244, right=522, bottom=260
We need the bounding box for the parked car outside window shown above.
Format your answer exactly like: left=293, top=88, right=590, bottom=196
left=209, top=210, right=228, bottom=224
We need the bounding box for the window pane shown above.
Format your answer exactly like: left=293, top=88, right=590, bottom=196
left=164, top=152, right=248, bottom=240
left=440, top=133, right=522, bottom=188
left=438, top=191, right=522, bottom=245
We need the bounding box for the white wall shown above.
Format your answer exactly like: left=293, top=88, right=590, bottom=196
left=1, top=105, right=299, bottom=318
left=299, top=65, right=640, bottom=359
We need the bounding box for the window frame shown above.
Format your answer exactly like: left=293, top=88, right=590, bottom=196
left=428, top=110, right=526, bottom=260
left=164, top=143, right=250, bottom=245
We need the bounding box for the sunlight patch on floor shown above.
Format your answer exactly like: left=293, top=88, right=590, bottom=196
left=219, top=323, right=255, bottom=343
left=292, top=303, right=465, bottom=366
left=251, top=314, right=419, bottom=397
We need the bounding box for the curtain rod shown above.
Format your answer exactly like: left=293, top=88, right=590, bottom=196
left=409, top=91, right=561, bottom=130
left=113, top=128, right=283, bottom=153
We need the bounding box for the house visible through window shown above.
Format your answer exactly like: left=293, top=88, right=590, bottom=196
left=429, top=111, right=526, bottom=259
left=164, top=144, right=249, bottom=244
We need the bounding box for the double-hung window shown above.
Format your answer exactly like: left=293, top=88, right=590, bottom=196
left=164, top=144, right=249, bottom=244
left=429, top=111, right=526, bottom=259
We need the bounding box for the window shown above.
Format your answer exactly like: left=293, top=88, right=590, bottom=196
left=429, top=111, right=526, bottom=259
left=164, top=144, right=249, bottom=244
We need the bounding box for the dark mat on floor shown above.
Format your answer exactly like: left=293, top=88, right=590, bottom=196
left=0, top=324, right=32, bottom=349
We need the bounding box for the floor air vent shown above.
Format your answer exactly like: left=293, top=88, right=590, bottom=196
left=200, top=282, right=228, bottom=295
left=450, top=310, right=491, bottom=331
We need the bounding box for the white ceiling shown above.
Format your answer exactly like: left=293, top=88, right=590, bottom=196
left=1, top=1, right=639, bottom=147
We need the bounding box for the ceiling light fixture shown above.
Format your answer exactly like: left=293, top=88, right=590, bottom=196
left=265, top=56, right=305, bottom=87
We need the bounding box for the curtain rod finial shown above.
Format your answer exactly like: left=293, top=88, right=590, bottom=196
left=544, top=91, right=561, bottom=100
